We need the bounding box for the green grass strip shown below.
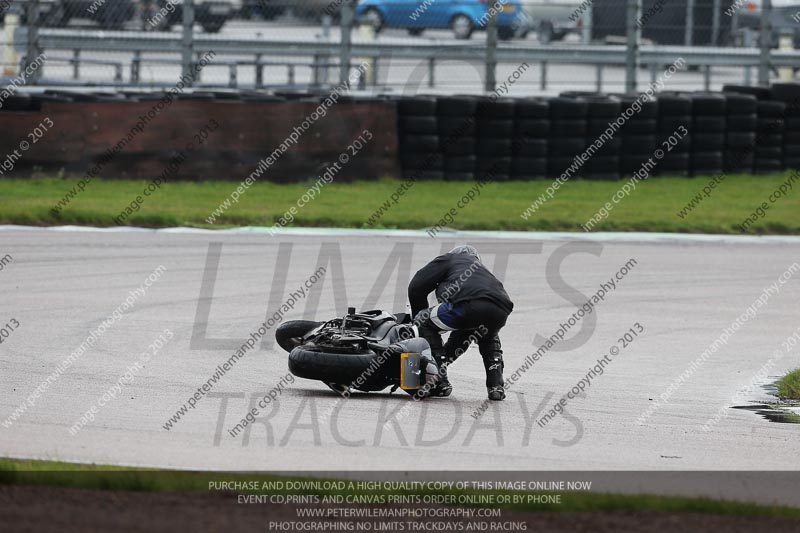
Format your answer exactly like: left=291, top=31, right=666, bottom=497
left=777, top=368, right=800, bottom=400
left=0, top=173, right=798, bottom=233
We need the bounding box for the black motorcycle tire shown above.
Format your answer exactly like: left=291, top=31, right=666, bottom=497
left=275, top=320, right=323, bottom=352
left=288, top=346, right=381, bottom=384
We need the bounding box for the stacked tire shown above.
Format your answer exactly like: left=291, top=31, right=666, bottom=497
left=475, top=97, right=516, bottom=182
left=771, top=83, right=800, bottom=170
left=723, top=83, right=788, bottom=174
left=1, top=95, right=34, bottom=111
left=721, top=92, right=757, bottom=174
left=618, top=95, right=659, bottom=176
left=437, top=96, right=478, bottom=181
left=584, top=96, right=622, bottom=180
left=689, top=93, right=726, bottom=177
left=393, top=86, right=800, bottom=182
left=754, top=98, right=786, bottom=175
left=656, top=94, right=692, bottom=176
left=511, top=98, right=549, bottom=180
left=721, top=84, right=772, bottom=101
left=547, top=97, right=589, bottom=179
left=397, top=96, right=442, bottom=181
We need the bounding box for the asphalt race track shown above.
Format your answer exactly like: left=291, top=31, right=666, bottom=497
left=1, top=227, right=799, bottom=502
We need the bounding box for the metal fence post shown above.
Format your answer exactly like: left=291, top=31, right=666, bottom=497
left=24, top=0, right=43, bottom=84
left=339, top=0, right=354, bottom=85
left=708, top=0, right=722, bottom=88
left=182, top=0, right=195, bottom=85
left=194, top=52, right=204, bottom=83
left=685, top=0, right=695, bottom=46
left=228, top=64, right=237, bottom=87
left=131, top=50, right=141, bottom=84
left=625, top=0, right=641, bottom=93
left=758, top=0, right=771, bottom=85
left=485, top=3, right=498, bottom=92
left=778, top=30, right=794, bottom=81
left=743, top=29, right=754, bottom=85
left=357, top=14, right=377, bottom=87
left=540, top=61, right=547, bottom=91
left=3, top=5, right=19, bottom=76
left=711, top=0, right=721, bottom=45
left=581, top=5, right=593, bottom=45
left=72, top=49, right=80, bottom=80
left=596, top=64, right=603, bottom=92
left=313, top=14, right=332, bottom=87
left=255, top=53, right=264, bottom=88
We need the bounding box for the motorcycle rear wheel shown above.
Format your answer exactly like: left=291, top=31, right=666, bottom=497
left=275, top=320, right=323, bottom=352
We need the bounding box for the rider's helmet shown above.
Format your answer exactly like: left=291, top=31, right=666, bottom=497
left=449, top=244, right=481, bottom=262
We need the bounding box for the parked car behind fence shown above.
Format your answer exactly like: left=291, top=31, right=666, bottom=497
left=144, top=0, right=242, bottom=32
left=355, top=0, right=530, bottom=40
left=2, top=0, right=136, bottom=30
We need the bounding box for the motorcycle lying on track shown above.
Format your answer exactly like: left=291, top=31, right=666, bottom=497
left=276, top=308, right=439, bottom=397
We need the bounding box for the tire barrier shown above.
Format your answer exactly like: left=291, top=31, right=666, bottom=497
left=547, top=97, right=588, bottom=179
left=399, top=96, right=442, bottom=181
left=476, top=96, right=515, bottom=182
left=770, top=83, right=800, bottom=172
left=439, top=96, right=478, bottom=182
left=394, top=82, right=800, bottom=181
left=654, top=93, right=691, bottom=177
left=689, top=93, right=725, bottom=177
left=3, top=84, right=800, bottom=183
left=722, top=92, right=757, bottom=174
left=584, top=96, right=622, bottom=180
left=753, top=100, right=786, bottom=175
left=619, top=94, right=658, bottom=176
left=512, top=98, right=549, bottom=181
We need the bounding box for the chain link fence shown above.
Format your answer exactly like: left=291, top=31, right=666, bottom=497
left=2, top=0, right=798, bottom=93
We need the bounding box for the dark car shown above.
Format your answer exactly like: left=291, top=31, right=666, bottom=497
left=2, top=0, right=136, bottom=29
left=241, top=0, right=346, bottom=20
left=590, top=0, right=733, bottom=45
left=241, top=0, right=285, bottom=19
left=64, top=0, right=137, bottom=29
left=144, top=0, right=242, bottom=33
left=3, top=0, right=136, bottom=29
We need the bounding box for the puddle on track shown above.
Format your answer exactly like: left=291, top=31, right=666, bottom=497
left=731, top=379, right=800, bottom=424
left=731, top=404, right=800, bottom=424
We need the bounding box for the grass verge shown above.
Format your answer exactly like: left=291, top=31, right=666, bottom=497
left=0, top=173, right=798, bottom=233
left=777, top=368, right=800, bottom=400
left=1, top=458, right=799, bottom=517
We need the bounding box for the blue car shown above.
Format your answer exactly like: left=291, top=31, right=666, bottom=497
left=355, top=0, right=529, bottom=40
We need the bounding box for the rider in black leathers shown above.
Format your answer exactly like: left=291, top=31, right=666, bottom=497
left=408, top=245, right=514, bottom=401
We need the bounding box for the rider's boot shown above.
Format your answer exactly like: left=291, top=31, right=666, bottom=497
left=481, top=336, right=506, bottom=401
left=430, top=351, right=453, bottom=397
left=415, top=311, right=452, bottom=397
